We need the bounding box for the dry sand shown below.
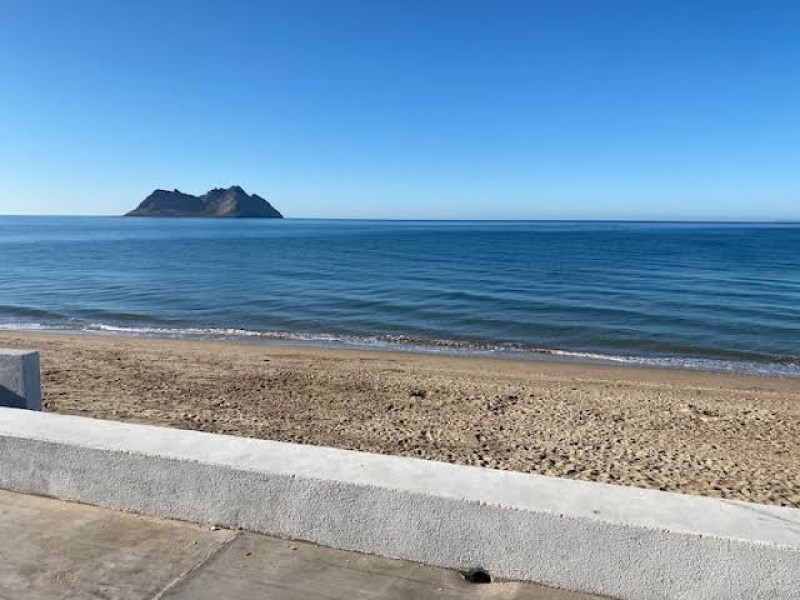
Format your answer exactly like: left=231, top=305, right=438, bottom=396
left=2, top=331, right=798, bottom=508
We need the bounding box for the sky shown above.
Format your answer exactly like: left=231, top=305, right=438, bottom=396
left=1, top=1, right=799, bottom=220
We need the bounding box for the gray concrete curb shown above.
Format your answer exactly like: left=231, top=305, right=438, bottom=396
left=0, top=408, right=798, bottom=599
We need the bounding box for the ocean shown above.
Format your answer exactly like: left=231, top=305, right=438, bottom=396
left=1, top=217, right=799, bottom=376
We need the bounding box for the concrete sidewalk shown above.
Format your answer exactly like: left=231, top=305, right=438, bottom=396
left=0, top=490, right=607, bottom=600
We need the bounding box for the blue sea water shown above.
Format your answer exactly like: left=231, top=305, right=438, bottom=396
left=1, top=217, right=799, bottom=376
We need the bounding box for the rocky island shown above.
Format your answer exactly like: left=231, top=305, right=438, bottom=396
left=126, top=186, right=283, bottom=218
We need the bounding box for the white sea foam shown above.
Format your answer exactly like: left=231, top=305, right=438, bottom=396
left=0, top=322, right=49, bottom=331
left=1, top=320, right=799, bottom=378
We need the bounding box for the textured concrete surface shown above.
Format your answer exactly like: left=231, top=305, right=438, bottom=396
left=163, top=531, right=605, bottom=600
left=0, top=489, right=233, bottom=600
left=0, top=490, right=605, bottom=600
left=0, top=349, right=40, bottom=410
left=1, top=408, right=799, bottom=599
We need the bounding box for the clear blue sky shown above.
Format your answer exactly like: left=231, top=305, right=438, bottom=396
left=2, top=1, right=798, bottom=219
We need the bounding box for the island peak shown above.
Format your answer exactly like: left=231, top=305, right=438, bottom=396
left=126, top=186, right=283, bottom=218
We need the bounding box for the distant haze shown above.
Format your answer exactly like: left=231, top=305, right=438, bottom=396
left=1, top=2, right=798, bottom=220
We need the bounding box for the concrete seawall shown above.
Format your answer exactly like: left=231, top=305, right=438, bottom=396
left=1, top=408, right=798, bottom=599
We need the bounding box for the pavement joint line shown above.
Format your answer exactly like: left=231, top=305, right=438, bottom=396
left=149, top=530, right=242, bottom=600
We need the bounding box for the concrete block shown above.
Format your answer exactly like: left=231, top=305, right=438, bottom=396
left=0, top=350, right=41, bottom=410
left=0, top=408, right=798, bottom=600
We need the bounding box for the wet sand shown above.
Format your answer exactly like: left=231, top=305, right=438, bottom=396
left=2, top=331, right=798, bottom=507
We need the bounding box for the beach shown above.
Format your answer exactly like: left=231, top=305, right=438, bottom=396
left=2, top=331, right=798, bottom=508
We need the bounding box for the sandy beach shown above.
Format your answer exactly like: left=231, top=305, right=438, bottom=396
left=2, top=331, right=798, bottom=508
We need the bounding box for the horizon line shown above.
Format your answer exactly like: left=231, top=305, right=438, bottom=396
left=1, top=214, right=799, bottom=224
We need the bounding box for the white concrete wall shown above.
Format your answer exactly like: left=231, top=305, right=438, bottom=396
left=0, top=350, right=41, bottom=410
left=0, top=407, right=798, bottom=599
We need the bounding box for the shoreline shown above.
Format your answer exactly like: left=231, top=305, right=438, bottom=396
left=1, top=330, right=799, bottom=508
left=2, top=324, right=799, bottom=379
